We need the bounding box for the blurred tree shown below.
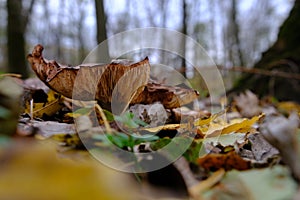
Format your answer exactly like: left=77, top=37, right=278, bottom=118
left=223, top=0, right=244, bottom=67
left=232, top=0, right=300, bottom=102
left=55, top=0, right=65, bottom=61
left=6, top=0, right=35, bottom=78
left=76, top=0, right=87, bottom=62
left=229, top=0, right=244, bottom=67
left=95, top=0, right=110, bottom=61
left=180, top=0, right=187, bottom=77
left=239, top=0, right=274, bottom=67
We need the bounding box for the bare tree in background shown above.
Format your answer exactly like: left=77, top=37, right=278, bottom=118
left=180, top=0, right=188, bottom=77
left=55, top=0, right=65, bottom=61
left=95, top=0, right=110, bottom=61
left=6, top=0, right=35, bottom=78
left=240, top=0, right=273, bottom=67
left=77, top=0, right=87, bottom=61
left=223, top=0, right=244, bottom=67
left=233, top=0, right=300, bottom=102
left=160, top=0, right=168, bottom=64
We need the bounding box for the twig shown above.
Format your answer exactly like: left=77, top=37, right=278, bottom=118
left=216, top=65, right=300, bottom=80
left=0, top=73, right=22, bottom=78
left=95, top=104, right=113, bottom=134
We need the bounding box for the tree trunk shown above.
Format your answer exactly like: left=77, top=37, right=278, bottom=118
left=6, top=0, right=28, bottom=78
left=95, top=0, right=110, bottom=62
left=180, top=0, right=187, bottom=77
left=229, top=0, right=244, bottom=67
left=231, top=0, right=300, bottom=102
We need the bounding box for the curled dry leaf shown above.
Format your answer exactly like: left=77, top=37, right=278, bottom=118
left=27, top=44, right=150, bottom=112
left=260, top=113, right=300, bottom=183
left=27, top=45, right=199, bottom=112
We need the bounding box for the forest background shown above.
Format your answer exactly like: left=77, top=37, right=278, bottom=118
left=0, top=0, right=294, bottom=92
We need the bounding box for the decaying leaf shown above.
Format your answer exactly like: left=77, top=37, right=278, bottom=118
left=32, top=120, right=76, bottom=137
left=129, top=103, right=168, bottom=127
left=208, top=166, right=298, bottom=200
left=133, top=81, right=199, bottom=109
left=196, top=113, right=265, bottom=137
left=24, top=90, right=64, bottom=119
left=0, top=140, right=138, bottom=200
left=238, top=133, right=279, bottom=164
left=27, top=45, right=199, bottom=112
left=234, top=90, right=262, bottom=118
left=260, top=113, right=300, bottom=183
left=27, top=44, right=150, bottom=112
left=198, top=150, right=251, bottom=171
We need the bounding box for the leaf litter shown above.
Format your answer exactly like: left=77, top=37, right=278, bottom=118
left=0, top=45, right=300, bottom=199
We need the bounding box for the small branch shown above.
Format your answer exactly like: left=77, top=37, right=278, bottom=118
left=95, top=104, right=113, bottom=134
left=216, top=65, right=300, bottom=80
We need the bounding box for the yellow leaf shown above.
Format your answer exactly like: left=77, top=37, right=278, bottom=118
left=141, top=124, right=182, bottom=133
left=32, top=97, right=63, bottom=118
left=24, top=90, right=63, bottom=118
left=194, top=109, right=226, bottom=126
left=47, top=90, right=60, bottom=102
left=220, top=114, right=265, bottom=135
left=198, top=114, right=265, bottom=137
left=277, top=101, right=300, bottom=114
left=0, top=140, right=137, bottom=200
left=51, top=133, right=82, bottom=147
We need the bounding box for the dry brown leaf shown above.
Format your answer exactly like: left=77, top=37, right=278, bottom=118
left=27, top=44, right=199, bottom=112
left=135, top=81, right=199, bottom=109
left=27, top=45, right=150, bottom=112
left=260, top=113, right=300, bottom=183
left=234, top=90, right=262, bottom=118
left=198, top=150, right=251, bottom=171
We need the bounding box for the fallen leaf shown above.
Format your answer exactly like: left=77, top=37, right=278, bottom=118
left=129, top=103, right=168, bottom=127
left=27, top=44, right=199, bottom=112
left=276, top=101, right=300, bottom=114
left=28, top=44, right=150, bottom=113
left=133, top=81, right=199, bottom=109
left=32, top=120, right=76, bottom=137
left=239, top=133, right=279, bottom=163
left=234, top=90, right=262, bottom=117
left=260, top=112, right=300, bottom=182
left=207, top=166, right=298, bottom=200
left=141, top=124, right=182, bottom=133
left=197, top=150, right=251, bottom=171
left=197, top=113, right=265, bottom=137
left=0, top=140, right=138, bottom=200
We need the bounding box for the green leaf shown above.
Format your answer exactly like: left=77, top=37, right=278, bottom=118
left=183, top=140, right=202, bottom=163
left=74, top=107, right=93, bottom=114
left=103, top=109, right=114, bottom=121
left=0, top=106, right=11, bottom=119
left=114, top=111, right=144, bottom=129
left=92, top=132, right=159, bottom=149
left=150, top=137, right=171, bottom=150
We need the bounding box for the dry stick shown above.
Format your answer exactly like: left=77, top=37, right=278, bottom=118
left=173, top=157, right=225, bottom=200
left=0, top=73, right=22, bottom=78
left=215, top=65, right=300, bottom=80
left=95, top=103, right=113, bottom=134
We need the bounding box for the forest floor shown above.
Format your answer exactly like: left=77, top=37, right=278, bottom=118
left=0, top=75, right=300, bottom=200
